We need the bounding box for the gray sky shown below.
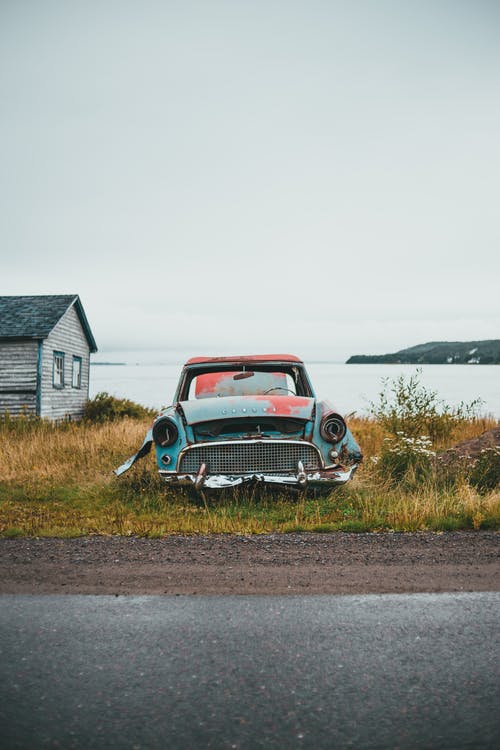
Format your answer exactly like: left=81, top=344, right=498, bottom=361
left=1, top=0, right=499, bottom=360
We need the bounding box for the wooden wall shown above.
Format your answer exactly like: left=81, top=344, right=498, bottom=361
left=0, top=340, right=38, bottom=416
left=40, top=304, right=91, bottom=420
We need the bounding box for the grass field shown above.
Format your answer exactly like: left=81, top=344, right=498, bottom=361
left=1, top=411, right=498, bottom=537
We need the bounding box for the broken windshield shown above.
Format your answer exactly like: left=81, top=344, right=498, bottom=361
left=177, top=364, right=313, bottom=401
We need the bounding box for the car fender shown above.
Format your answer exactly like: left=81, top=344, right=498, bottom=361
left=114, top=429, right=153, bottom=476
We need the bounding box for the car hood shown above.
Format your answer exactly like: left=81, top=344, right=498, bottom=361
left=179, top=395, right=316, bottom=425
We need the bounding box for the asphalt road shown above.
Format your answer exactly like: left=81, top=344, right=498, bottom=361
left=0, top=593, right=499, bottom=749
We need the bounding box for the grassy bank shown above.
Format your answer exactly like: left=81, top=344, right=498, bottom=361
left=1, top=409, right=498, bottom=537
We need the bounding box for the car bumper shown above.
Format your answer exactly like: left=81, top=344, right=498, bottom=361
left=158, top=464, right=358, bottom=490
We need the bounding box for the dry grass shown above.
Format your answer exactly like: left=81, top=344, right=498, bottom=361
left=0, top=418, right=149, bottom=485
left=0, top=415, right=498, bottom=537
left=349, top=417, right=386, bottom=457
left=445, top=415, right=499, bottom=448
left=348, top=414, right=498, bottom=455
left=350, top=469, right=500, bottom=532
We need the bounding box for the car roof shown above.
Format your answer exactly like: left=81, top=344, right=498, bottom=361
left=184, top=354, right=304, bottom=366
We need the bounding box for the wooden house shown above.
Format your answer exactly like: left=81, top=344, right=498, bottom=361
left=0, top=295, right=97, bottom=420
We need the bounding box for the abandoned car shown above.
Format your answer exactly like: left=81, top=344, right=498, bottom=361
left=115, top=354, right=362, bottom=490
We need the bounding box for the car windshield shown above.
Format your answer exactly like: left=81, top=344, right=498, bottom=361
left=179, top=364, right=312, bottom=400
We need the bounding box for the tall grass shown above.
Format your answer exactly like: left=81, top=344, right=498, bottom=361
left=0, top=375, right=498, bottom=537
left=0, top=415, right=149, bottom=484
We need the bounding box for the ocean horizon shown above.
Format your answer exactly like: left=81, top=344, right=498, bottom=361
left=89, top=350, right=500, bottom=418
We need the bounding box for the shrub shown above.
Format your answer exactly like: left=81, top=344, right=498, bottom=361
left=83, top=392, right=156, bottom=423
left=469, top=448, right=500, bottom=493
left=376, top=433, right=436, bottom=488
left=370, top=370, right=482, bottom=445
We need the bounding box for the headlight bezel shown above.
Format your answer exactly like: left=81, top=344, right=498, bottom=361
left=320, top=413, right=347, bottom=444
left=152, top=416, right=179, bottom=447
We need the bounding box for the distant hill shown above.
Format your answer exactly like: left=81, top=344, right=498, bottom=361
left=346, top=340, right=500, bottom=365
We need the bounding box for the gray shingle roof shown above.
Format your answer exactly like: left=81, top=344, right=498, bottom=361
left=0, top=295, right=97, bottom=352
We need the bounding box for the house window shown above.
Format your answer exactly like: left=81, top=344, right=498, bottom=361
left=53, top=351, right=65, bottom=388
left=72, top=356, right=82, bottom=388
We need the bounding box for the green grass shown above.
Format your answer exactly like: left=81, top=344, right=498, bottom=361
left=1, top=470, right=498, bottom=537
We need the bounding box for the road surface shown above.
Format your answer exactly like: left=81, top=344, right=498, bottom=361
left=1, top=593, right=499, bottom=748
left=1, top=532, right=498, bottom=594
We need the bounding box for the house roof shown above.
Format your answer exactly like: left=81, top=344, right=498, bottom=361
left=0, top=295, right=97, bottom=352
left=185, top=354, right=303, bottom=365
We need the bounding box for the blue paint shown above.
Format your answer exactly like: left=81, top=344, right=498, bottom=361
left=311, top=400, right=362, bottom=467
left=36, top=340, right=43, bottom=416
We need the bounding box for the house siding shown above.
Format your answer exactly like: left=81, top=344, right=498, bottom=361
left=0, top=340, right=38, bottom=416
left=40, top=305, right=90, bottom=420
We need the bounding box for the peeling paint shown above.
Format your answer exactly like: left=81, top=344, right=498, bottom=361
left=180, top=395, right=315, bottom=425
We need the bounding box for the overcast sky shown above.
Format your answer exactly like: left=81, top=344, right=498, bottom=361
left=1, top=0, right=499, bottom=360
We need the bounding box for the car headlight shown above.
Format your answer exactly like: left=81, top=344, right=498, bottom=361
left=320, top=413, right=347, bottom=444
left=152, top=417, right=179, bottom=447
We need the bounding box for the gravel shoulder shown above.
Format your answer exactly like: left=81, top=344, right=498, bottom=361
left=1, top=531, right=498, bottom=595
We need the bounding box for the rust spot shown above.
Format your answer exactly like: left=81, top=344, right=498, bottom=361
left=252, top=395, right=313, bottom=416
left=186, top=354, right=303, bottom=365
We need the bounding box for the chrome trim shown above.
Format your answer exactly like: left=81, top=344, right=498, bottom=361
left=195, top=462, right=207, bottom=491
left=176, top=439, right=324, bottom=474
left=158, top=464, right=358, bottom=489
left=297, top=460, right=307, bottom=487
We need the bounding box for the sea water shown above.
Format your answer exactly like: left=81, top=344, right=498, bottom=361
left=89, top=350, right=500, bottom=417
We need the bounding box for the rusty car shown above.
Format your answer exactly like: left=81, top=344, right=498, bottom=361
left=115, top=354, right=362, bottom=491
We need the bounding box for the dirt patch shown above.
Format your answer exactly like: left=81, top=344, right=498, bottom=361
left=438, top=427, right=500, bottom=466
left=0, top=532, right=498, bottom=595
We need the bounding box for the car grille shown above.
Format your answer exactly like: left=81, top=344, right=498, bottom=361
left=178, top=441, right=321, bottom=474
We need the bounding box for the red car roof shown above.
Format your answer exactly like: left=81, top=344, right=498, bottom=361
left=185, top=354, right=303, bottom=365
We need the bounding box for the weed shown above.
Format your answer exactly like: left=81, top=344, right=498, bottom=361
left=469, top=448, right=500, bottom=492
left=311, top=523, right=337, bottom=533
left=369, top=370, right=482, bottom=445
left=3, top=527, right=24, bottom=538
left=376, top=433, right=436, bottom=488
left=427, top=516, right=465, bottom=532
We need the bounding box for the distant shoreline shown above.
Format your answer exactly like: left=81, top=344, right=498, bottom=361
left=347, top=339, right=500, bottom=365
left=347, top=361, right=499, bottom=365
left=91, top=362, right=126, bottom=366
